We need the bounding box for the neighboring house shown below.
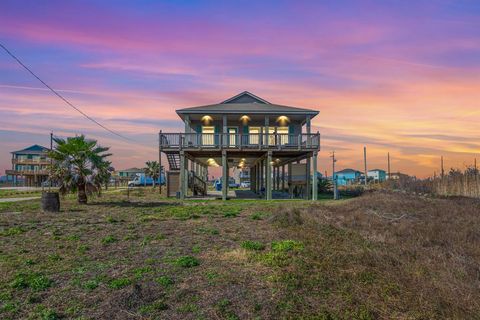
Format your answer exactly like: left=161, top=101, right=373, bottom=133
left=368, top=169, right=386, bottom=183
left=117, top=167, right=144, bottom=179
left=159, top=91, right=320, bottom=200
left=334, top=169, right=362, bottom=186
left=5, top=144, right=50, bottom=187
left=387, top=172, right=409, bottom=180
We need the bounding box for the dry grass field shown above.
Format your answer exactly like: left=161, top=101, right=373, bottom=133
left=1, top=189, right=479, bottom=319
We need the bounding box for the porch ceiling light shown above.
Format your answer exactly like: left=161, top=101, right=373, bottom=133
left=276, top=115, right=290, bottom=126
left=206, top=158, right=219, bottom=167
left=239, top=115, right=251, bottom=124
left=201, top=115, right=213, bottom=125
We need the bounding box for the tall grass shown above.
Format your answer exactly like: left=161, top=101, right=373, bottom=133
left=384, top=166, right=480, bottom=198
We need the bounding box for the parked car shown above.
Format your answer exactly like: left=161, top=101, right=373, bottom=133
left=228, top=178, right=240, bottom=188
left=128, top=173, right=165, bottom=187
left=240, top=181, right=250, bottom=188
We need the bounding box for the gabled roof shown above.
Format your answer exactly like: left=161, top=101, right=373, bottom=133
left=336, top=168, right=362, bottom=174
left=176, top=91, right=319, bottom=116
left=221, top=91, right=270, bottom=104
left=368, top=168, right=386, bottom=173
left=11, top=144, right=49, bottom=154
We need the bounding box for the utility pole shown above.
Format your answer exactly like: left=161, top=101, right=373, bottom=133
left=387, top=152, right=391, bottom=180
left=331, top=151, right=339, bottom=200
left=49, top=132, right=53, bottom=190
left=158, top=130, right=162, bottom=195
left=363, top=146, right=368, bottom=186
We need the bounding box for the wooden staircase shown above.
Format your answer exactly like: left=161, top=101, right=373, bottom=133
left=166, top=152, right=180, bottom=171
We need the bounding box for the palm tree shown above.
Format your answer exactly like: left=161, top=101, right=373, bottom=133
left=48, top=135, right=111, bottom=204
left=144, top=161, right=160, bottom=189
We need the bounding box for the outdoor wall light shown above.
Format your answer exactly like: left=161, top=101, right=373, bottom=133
left=206, top=158, right=219, bottom=167
left=201, top=115, right=213, bottom=125
left=276, top=115, right=290, bottom=126
left=239, top=115, right=251, bottom=124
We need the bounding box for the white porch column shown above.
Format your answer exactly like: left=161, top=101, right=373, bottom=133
left=223, top=115, right=228, bottom=147
left=306, top=156, right=311, bottom=200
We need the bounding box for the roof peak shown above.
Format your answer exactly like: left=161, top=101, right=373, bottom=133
left=221, top=91, right=270, bottom=104
left=11, top=144, right=49, bottom=154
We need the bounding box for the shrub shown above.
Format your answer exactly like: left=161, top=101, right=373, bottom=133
left=241, top=240, right=265, bottom=251
left=83, top=279, right=99, bottom=291
left=174, top=256, right=200, bottom=268
left=250, top=212, right=263, bottom=220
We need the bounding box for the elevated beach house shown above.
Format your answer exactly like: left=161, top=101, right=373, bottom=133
left=159, top=91, right=320, bottom=200
left=5, top=144, right=50, bottom=187
left=334, top=168, right=362, bottom=186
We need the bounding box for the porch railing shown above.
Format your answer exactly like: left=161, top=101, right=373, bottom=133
left=159, top=133, right=320, bottom=150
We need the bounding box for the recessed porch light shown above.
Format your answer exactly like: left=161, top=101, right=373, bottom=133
left=201, top=115, right=213, bottom=125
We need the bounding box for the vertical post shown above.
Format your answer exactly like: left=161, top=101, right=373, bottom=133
left=387, top=152, right=391, bottom=180
left=306, top=156, right=311, bottom=200
left=265, top=116, right=269, bottom=147
left=332, top=151, right=339, bottom=200
left=159, top=130, right=162, bottom=194
left=288, top=162, right=293, bottom=199
left=276, top=165, right=280, bottom=190
left=222, top=150, right=228, bottom=201
left=266, top=152, right=272, bottom=200
left=179, top=151, right=185, bottom=199
left=306, top=115, right=311, bottom=148
left=363, top=146, right=368, bottom=186
left=223, top=115, right=228, bottom=148
left=49, top=132, right=53, bottom=190
left=312, top=152, right=318, bottom=200
left=282, top=165, right=285, bottom=191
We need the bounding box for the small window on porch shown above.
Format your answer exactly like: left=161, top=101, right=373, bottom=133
left=202, top=126, right=215, bottom=145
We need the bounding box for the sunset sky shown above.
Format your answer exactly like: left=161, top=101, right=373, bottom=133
left=1, top=0, right=479, bottom=178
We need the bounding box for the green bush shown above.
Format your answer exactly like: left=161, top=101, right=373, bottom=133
left=156, top=275, right=173, bottom=287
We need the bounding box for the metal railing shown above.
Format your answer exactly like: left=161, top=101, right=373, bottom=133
left=160, top=133, right=320, bottom=150
left=13, top=158, right=49, bottom=164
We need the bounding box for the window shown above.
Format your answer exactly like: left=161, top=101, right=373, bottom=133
left=202, top=126, right=215, bottom=145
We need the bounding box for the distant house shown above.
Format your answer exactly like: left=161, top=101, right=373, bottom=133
left=387, top=172, right=409, bottom=180
left=117, top=168, right=144, bottom=179
left=334, top=169, right=362, bottom=186
left=5, top=144, right=50, bottom=186
left=368, top=169, right=386, bottom=183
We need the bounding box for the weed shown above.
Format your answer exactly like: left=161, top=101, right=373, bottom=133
left=48, top=253, right=62, bottom=262
left=197, top=226, right=219, bottom=235
left=192, top=244, right=201, bottom=253
left=108, top=277, right=132, bottom=289
left=271, top=240, right=304, bottom=252
left=133, top=266, right=153, bottom=279
left=177, top=303, right=199, bottom=313
left=101, top=235, right=117, bottom=244
left=106, top=216, right=118, bottom=223
left=78, top=244, right=90, bottom=254
left=66, top=234, right=80, bottom=241
left=241, top=240, right=265, bottom=251
left=0, top=226, right=25, bottom=236
left=250, top=212, right=263, bottom=220
left=10, top=272, right=52, bottom=291
left=174, top=256, right=200, bottom=268
left=156, top=275, right=173, bottom=288
left=83, top=279, right=100, bottom=291
left=139, top=299, right=168, bottom=314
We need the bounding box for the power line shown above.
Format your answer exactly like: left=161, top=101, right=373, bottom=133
left=0, top=43, right=132, bottom=141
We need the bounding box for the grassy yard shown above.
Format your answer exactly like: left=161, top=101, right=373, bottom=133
left=0, top=189, right=479, bottom=319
